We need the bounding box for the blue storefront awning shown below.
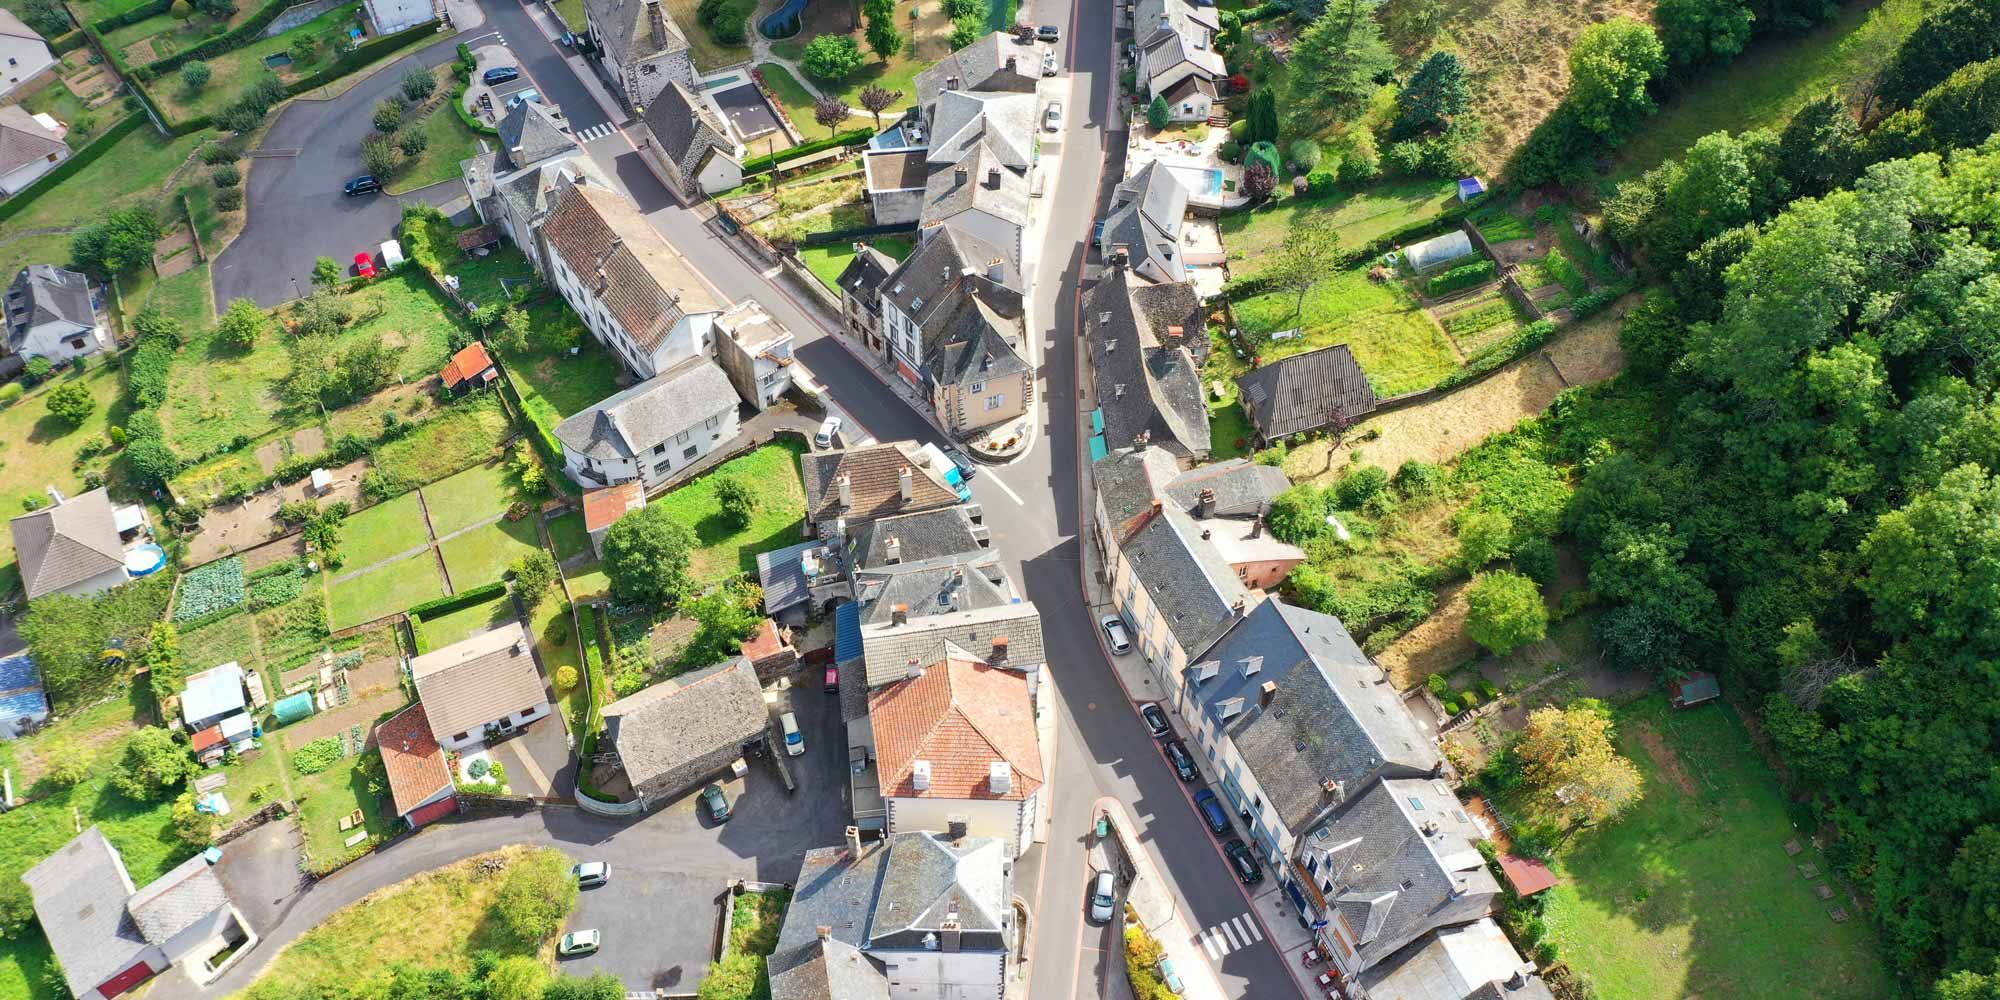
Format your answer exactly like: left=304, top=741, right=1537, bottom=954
left=834, top=601, right=863, bottom=663
left=1090, top=408, right=1104, bottom=435
left=1089, top=434, right=1107, bottom=462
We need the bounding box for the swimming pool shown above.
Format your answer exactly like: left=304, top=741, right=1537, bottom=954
left=1167, top=165, right=1224, bottom=195
left=700, top=71, right=745, bottom=91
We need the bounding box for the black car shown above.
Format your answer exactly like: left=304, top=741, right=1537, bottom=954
left=343, top=174, right=381, bottom=196
left=940, top=444, right=978, bottom=480
left=1192, top=789, right=1230, bottom=835
left=1037, top=23, right=1060, bottom=40
left=1140, top=703, right=1171, bottom=738
left=1223, top=838, right=1264, bottom=884
left=483, top=66, right=521, bottom=85
left=1162, top=739, right=1197, bottom=782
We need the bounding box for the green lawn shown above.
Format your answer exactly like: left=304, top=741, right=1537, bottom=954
left=182, top=609, right=262, bottom=668
left=651, top=441, right=808, bottom=583
left=565, top=564, right=611, bottom=603
left=667, top=0, right=752, bottom=71
left=104, top=6, right=247, bottom=64
left=1539, top=697, right=1893, bottom=1000
left=421, top=460, right=517, bottom=536
left=438, top=517, right=542, bottom=590
left=0, top=121, right=203, bottom=235
left=372, top=393, right=513, bottom=484
left=1610, top=0, right=1926, bottom=180
left=548, top=510, right=591, bottom=562
left=420, top=591, right=517, bottom=648
left=496, top=303, right=623, bottom=418
left=153, top=3, right=365, bottom=122
left=327, top=553, right=446, bottom=628
left=799, top=235, right=915, bottom=292
left=552, top=0, right=585, bottom=28
left=756, top=62, right=819, bottom=131
left=0, top=363, right=135, bottom=579
left=386, top=95, right=486, bottom=195
left=1232, top=262, right=1460, bottom=396
left=19, top=82, right=89, bottom=128
left=146, top=260, right=217, bottom=330
left=1220, top=178, right=1459, bottom=280
left=291, top=744, right=398, bottom=875
left=339, top=492, right=433, bottom=569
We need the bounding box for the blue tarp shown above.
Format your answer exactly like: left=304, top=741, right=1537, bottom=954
left=834, top=602, right=863, bottom=663
left=0, top=654, right=40, bottom=692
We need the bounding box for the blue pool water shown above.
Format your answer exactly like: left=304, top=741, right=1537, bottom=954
left=1168, top=165, right=1224, bottom=195
left=758, top=0, right=808, bottom=38
left=126, top=543, right=167, bottom=576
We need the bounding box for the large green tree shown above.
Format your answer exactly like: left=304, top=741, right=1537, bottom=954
left=1874, top=0, right=2000, bottom=112
left=1656, top=0, right=1753, bottom=74
left=1566, top=17, right=1665, bottom=137
left=1463, top=571, right=1547, bottom=655
left=1284, top=0, right=1393, bottom=130
left=601, top=503, right=696, bottom=608
left=1391, top=50, right=1469, bottom=138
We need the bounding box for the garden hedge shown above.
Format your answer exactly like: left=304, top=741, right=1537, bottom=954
left=741, top=127, right=872, bottom=174
left=49, top=29, right=87, bottom=53
left=1425, top=258, right=1497, bottom=296
left=92, top=0, right=172, bottom=33
left=0, top=114, right=144, bottom=224
left=143, top=0, right=305, bottom=76
left=1433, top=319, right=1557, bottom=392
left=408, top=580, right=508, bottom=619
left=1241, top=0, right=1287, bottom=21
left=141, top=18, right=442, bottom=135
left=451, top=81, right=499, bottom=135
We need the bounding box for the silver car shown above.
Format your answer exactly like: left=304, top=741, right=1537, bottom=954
left=1100, top=614, right=1132, bottom=655
left=1044, top=101, right=1063, bottom=132
left=1088, top=870, right=1116, bottom=923
left=814, top=415, right=843, bottom=449
left=572, top=861, right=610, bottom=888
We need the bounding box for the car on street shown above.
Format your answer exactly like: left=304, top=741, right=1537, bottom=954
left=1044, top=101, right=1063, bottom=132
left=824, top=664, right=839, bottom=694
left=1222, top=838, right=1264, bottom=884
left=939, top=444, right=978, bottom=480
left=482, top=66, right=520, bottom=85
left=505, top=88, right=542, bottom=109
left=1191, top=789, right=1230, bottom=835
left=342, top=174, right=380, bottom=196
left=1041, top=50, right=1058, bottom=76
left=1162, top=739, right=1198, bottom=782
left=1092, top=219, right=1105, bottom=245
left=558, top=930, right=601, bottom=956
left=1088, top=870, right=1116, bottom=923
left=1158, top=957, right=1185, bottom=993
left=1139, top=702, right=1170, bottom=738
left=353, top=252, right=375, bottom=279
left=1037, top=23, right=1060, bottom=40
left=815, top=415, right=842, bottom=448
left=1100, top=614, right=1132, bottom=655
left=780, top=711, right=804, bottom=756
left=701, top=782, right=731, bottom=822
left=572, top=861, right=610, bottom=887
left=919, top=442, right=973, bottom=501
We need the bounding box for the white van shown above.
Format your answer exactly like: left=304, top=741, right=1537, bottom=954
left=780, top=712, right=804, bottom=756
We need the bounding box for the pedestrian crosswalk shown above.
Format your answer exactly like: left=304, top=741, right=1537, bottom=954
left=1194, top=913, right=1265, bottom=961
left=573, top=122, right=619, bottom=142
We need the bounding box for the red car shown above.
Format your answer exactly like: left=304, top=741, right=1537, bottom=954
left=354, top=251, right=376, bottom=279
left=824, top=664, right=839, bottom=694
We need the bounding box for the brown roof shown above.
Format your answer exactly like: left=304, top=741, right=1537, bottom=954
left=864, top=150, right=928, bottom=192
left=582, top=481, right=646, bottom=532
left=376, top=702, right=455, bottom=817
left=740, top=617, right=788, bottom=662
left=9, top=487, right=125, bottom=600
left=456, top=223, right=504, bottom=250
left=190, top=726, right=225, bottom=752
left=538, top=180, right=718, bottom=355
left=1498, top=853, right=1557, bottom=897
left=868, top=658, right=1043, bottom=801
left=440, top=341, right=496, bottom=388
left=410, top=622, right=548, bottom=740
left=802, top=442, right=961, bottom=523
left=0, top=105, right=63, bottom=178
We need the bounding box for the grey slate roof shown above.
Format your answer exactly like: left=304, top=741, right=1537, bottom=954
left=1092, top=445, right=1185, bottom=530
left=768, top=843, right=891, bottom=1000
left=1102, top=162, right=1189, bottom=280
left=582, top=0, right=688, bottom=75
left=643, top=80, right=736, bottom=189
left=851, top=507, right=983, bottom=569
left=554, top=356, right=738, bottom=461
left=925, top=281, right=1029, bottom=390
left=837, top=244, right=897, bottom=305
left=1121, top=504, right=1247, bottom=655
left=1088, top=268, right=1209, bottom=457
left=1161, top=459, right=1291, bottom=519
left=6, top=263, right=92, bottom=352
left=1190, top=600, right=1439, bottom=837
left=125, top=853, right=229, bottom=945
left=927, top=91, right=1035, bottom=172
left=1237, top=343, right=1378, bottom=441
left=1362, top=918, right=1553, bottom=1000
left=912, top=31, right=1038, bottom=112
left=21, top=827, right=150, bottom=999
left=881, top=226, right=1018, bottom=329
left=867, top=831, right=1010, bottom=951
left=758, top=539, right=827, bottom=614
left=9, top=486, right=125, bottom=600
left=860, top=602, right=1046, bottom=682
left=921, top=143, right=1030, bottom=233
left=853, top=554, right=1013, bottom=625
left=499, top=100, right=577, bottom=170
left=801, top=441, right=962, bottom=526
left=0, top=106, right=66, bottom=179
left=601, top=657, right=767, bottom=791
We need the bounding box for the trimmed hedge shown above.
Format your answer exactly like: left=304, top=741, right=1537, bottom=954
left=0, top=114, right=144, bottom=224
left=143, top=18, right=442, bottom=135
left=50, top=30, right=88, bottom=54
left=92, top=0, right=172, bottom=32
left=408, top=580, right=508, bottom=619
left=1241, top=0, right=1287, bottom=21
left=742, top=127, right=872, bottom=174
left=1425, top=258, right=1497, bottom=296
left=1220, top=191, right=1492, bottom=301
left=1434, top=319, right=1556, bottom=392
left=143, top=0, right=300, bottom=76
left=451, top=81, right=499, bottom=135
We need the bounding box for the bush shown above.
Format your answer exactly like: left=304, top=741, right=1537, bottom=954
left=1228, top=118, right=1248, bottom=141
left=372, top=98, right=404, bottom=133
left=1334, top=465, right=1389, bottom=509
left=214, top=186, right=243, bottom=211
left=1514, top=535, right=1559, bottom=586
left=45, top=380, right=94, bottom=426
left=291, top=737, right=342, bottom=775
left=1425, top=258, right=1498, bottom=296
left=1220, top=138, right=1241, bottom=161
left=180, top=60, right=211, bottom=91
left=1306, top=169, right=1336, bottom=196
left=1393, top=460, right=1446, bottom=499
left=1287, top=138, right=1322, bottom=172
left=1427, top=673, right=1450, bottom=698
left=1465, top=571, right=1548, bottom=655
left=555, top=664, right=579, bottom=690
left=397, top=127, right=428, bottom=157
left=211, top=163, right=240, bottom=187
left=802, top=34, right=863, bottom=81
left=1338, top=129, right=1381, bottom=182
left=0, top=383, right=20, bottom=404
left=400, top=64, right=436, bottom=102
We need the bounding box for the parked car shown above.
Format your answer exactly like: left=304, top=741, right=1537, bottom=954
left=701, top=782, right=731, bottom=822
left=919, top=442, right=973, bottom=501
left=1157, top=957, right=1185, bottom=994
left=482, top=66, right=520, bottom=85
left=940, top=444, right=978, bottom=480
left=560, top=31, right=577, bottom=46
left=353, top=252, right=376, bottom=279
left=1222, top=838, right=1264, bottom=884
left=814, top=415, right=843, bottom=448
left=1100, top=614, right=1132, bottom=655
left=1162, top=739, right=1198, bottom=782
left=1041, top=50, right=1058, bottom=76
left=1044, top=101, right=1063, bottom=132
left=1191, top=789, right=1230, bottom=835
left=1092, top=219, right=1105, bottom=245
left=780, top=711, right=805, bottom=756
left=1088, top=870, right=1116, bottom=923
left=1037, top=23, right=1060, bottom=40
left=343, top=174, right=381, bottom=196
left=558, top=930, right=600, bottom=956
left=824, top=664, right=839, bottom=694
left=505, top=88, right=542, bottom=109
left=571, top=861, right=611, bottom=888
left=1139, top=702, right=1170, bottom=738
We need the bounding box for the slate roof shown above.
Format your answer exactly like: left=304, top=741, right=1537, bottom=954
left=554, top=356, right=739, bottom=462
left=491, top=154, right=613, bottom=248
left=20, top=827, right=150, bottom=999
left=0, top=7, right=47, bottom=40
left=1162, top=73, right=1217, bottom=106
left=881, top=226, right=1017, bottom=330
left=868, top=831, right=1010, bottom=951
left=1122, top=503, right=1248, bottom=654
left=125, top=852, right=229, bottom=946
left=539, top=179, right=717, bottom=354
left=1136, top=0, right=1223, bottom=87
left=582, top=0, right=688, bottom=74
left=375, top=702, right=454, bottom=817
left=410, top=621, right=548, bottom=741
left=927, top=91, right=1035, bottom=172
left=864, top=149, right=927, bottom=192
left=869, top=657, right=1043, bottom=801
left=921, top=144, right=1030, bottom=235
left=1088, top=268, right=1208, bottom=457
left=1237, top=343, right=1378, bottom=441
left=642, top=80, right=737, bottom=190
left=498, top=100, right=577, bottom=170
left=924, top=281, right=1029, bottom=390
left=769, top=842, right=892, bottom=1000
left=601, top=657, right=767, bottom=792
left=801, top=441, right=961, bottom=525
left=1101, top=162, right=1189, bottom=280
left=838, top=244, right=898, bottom=304
left=1361, top=918, right=1551, bottom=1000
left=860, top=602, right=1046, bottom=685
left=1190, top=600, right=1439, bottom=836
left=912, top=31, right=1038, bottom=112
left=1162, top=459, right=1291, bottom=519
left=757, top=539, right=830, bottom=615
left=853, top=555, right=1013, bottom=625
left=11, top=487, right=125, bottom=600
left=0, top=106, right=66, bottom=179
left=6, top=263, right=92, bottom=352
left=1092, top=445, right=1185, bottom=529
left=850, top=507, right=983, bottom=569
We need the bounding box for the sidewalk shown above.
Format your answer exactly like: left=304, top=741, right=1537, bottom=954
left=1093, top=797, right=1228, bottom=1000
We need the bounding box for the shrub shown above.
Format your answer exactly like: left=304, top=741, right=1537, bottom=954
left=130, top=342, right=172, bottom=407
left=400, top=64, right=436, bottom=102
left=214, top=186, right=243, bottom=211
left=1425, top=258, right=1498, bottom=296
left=1220, top=139, right=1241, bottom=161
left=1393, top=460, right=1446, bottom=499
left=555, top=664, right=579, bottom=690
left=1465, top=571, right=1548, bottom=655
left=372, top=98, right=404, bottom=133
left=211, top=163, right=240, bottom=187
left=1339, top=130, right=1381, bottom=182
left=45, top=380, right=94, bottom=426
left=1287, top=138, right=1322, bottom=172
left=468, top=757, right=491, bottom=779
left=180, top=60, right=211, bottom=91
left=1146, top=94, right=1170, bottom=130
left=22, top=355, right=52, bottom=384
left=1542, top=248, right=1589, bottom=295
left=802, top=34, right=863, bottom=81
left=1227, top=118, right=1248, bottom=141
left=0, top=383, right=20, bottom=404
left=1427, top=673, right=1450, bottom=698
left=1513, top=535, right=1558, bottom=586
left=1333, top=465, right=1389, bottom=509
left=1306, top=169, right=1335, bottom=196
left=396, top=127, right=428, bottom=157
left=1456, top=510, right=1513, bottom=571
left=362, top=134, right=401, bottom=177
left=291, top=737, right=342, bottom=774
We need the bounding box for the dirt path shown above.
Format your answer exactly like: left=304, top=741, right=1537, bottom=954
left=1629, top=720, right=1699, bottom=796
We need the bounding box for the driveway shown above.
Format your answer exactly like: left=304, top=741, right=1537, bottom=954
left=486, top=708, right=574, bottom=799
left=213, top=35, right=472, bottom=310
left=559, top=870, right=717, bottom=994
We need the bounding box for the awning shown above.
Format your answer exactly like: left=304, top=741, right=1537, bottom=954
left=1089, top=434, right=1107, bottom=462
left=1090, top=408, right=1104, bottom=435
left=834, top=601, right=863, bottom=663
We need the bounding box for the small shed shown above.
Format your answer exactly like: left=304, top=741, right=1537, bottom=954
left=582, top=482, right=646, bottom=558
left=272, top=690, right=316, bottom=725
left=1456, top=176, right=1487, bottom=202
left=440, top=342, right=499, bottom=394
left=1498, top=852, right=1557, bottom=897
left=456, top=224, right=503, bottom=254
left=1670, top=671, right=1721, bottom=708
left=190, top=725, right=227, bottom=764
left=310, top=468, right=333, bottom=495
left=1402, top=230, right=1476, bottom=274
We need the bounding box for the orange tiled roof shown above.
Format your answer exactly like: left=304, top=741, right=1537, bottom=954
left=869, top=657, right=1042, bottom=801
left=440, top=341, right=496, bottom=388
left=375, top=702, right=454, bottom=817
left=582, top=481, right=645, bottom=533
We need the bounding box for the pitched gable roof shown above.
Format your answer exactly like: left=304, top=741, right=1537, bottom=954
left=868, top=831, right=1010, bottom=949
left=927, top=91, right=1035, bottom=172
left=5, top=262, right=92, bottom=351
left=9, top=487, right=124, bottom=599
left=924, top=281, right=1028, bottom=389
left=554, top=355, right=738, bottom=461
left=839, top=243, right=898, bottom=303
left=870, top=657, right=1043, bottom=801
left=498, top=100, right=576, bottom=170
left=912, top=31, right=1038, bottom=111
left=125, top=852, right=229, bottom=945
left=801, top=441, right=961, bottom=524
left=21, top=827, right=151, bottom=999
left=880, top=225, right=1017, bottom=329
left=1162, top=459, right=1291, bottom=518
left=376, top=702, right=454, bottom=817
left=1088, top=269, right=1209, bottom=457
left=859, top=602, right=1046, bottom=686
left=582, top=481, right=646, bottom=532
left=643, top=80, right=738, bottom=189
left=440, top=341, right=496, bottom=388
left=921, top=142, right=1030, bottom=235
left=0, top=106, right=65, bottom=177
left=1102, top=162, right=1189, bottom=279
left=539, top=179, right=718, bottom=353
left=410, top=621, right=547, bottom=740
left=1122, top=504, right=1248, bottom=653
left=854, top=554, right=1014, bottom=625
left=581, top=0, right=688, bottom=69
left=850, top=507, right=983, bottom=569
left=1236, top=343, right=1378, bottom=441
left=769, top=843, right=892, bottom=1000
left=600, top=657, right=768, bottom=791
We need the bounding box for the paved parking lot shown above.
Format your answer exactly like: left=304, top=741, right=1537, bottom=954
left=558, top=869, right=718, bottom=994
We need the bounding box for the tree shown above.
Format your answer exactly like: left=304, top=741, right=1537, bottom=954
left=311, top=255, right=343, bottom=289
left=715, top=476, right=756, bottom=529
left=373, top=98, right=405, bottom=134
left=142, top=621, right=182, bottom=709
left=397, top=127, right=430, bottom=158
left=1456, top=510, right=1513, bottom=571
left=1464, top=571, right=1547, bottom=655
left=362, top=134, right=401, bottom=177
left=1146, top=94, right=1171, bottom=130
left=180, top=60, right=212, bottom=92
left=1245, top=88, right=1278, bottom=144
left=802, top=34, right=864, bottom=82
left=70, top=207, right=162, bottom=276
left=289, top=32, right=317, bottom=66
left=1284, top=0, right=1394, bottom=129
left=1393, top=50, right=1469, bottom=138
left=682, top=581, right=763, bottom=666
left=493, top=851, right=578, bottom=947
left=1775, top=92, right=1860, bottom=199
left=1514, top=704, right=1642, bottom=828
left=866, top=16, right=903, bottom=61
left=1266, top=483, right=1327, bottom=544
left=1567, top=17, right=1665, bottom=137
left=813, top=95, right=849, bottom=138
left=1910, top=57, right=2000, bottom=153
left=401, top=65, right=437, bottom=102
left=511, top=550, right=559, bottom=614
left=601, top=503, right=696, bottom=608
left=1946, top=825, right=2000, bottom=974
left=1288, top=138, right=1323, bottom=173
left=45, top=381, right=95, bottom=427
left=1657, top=0, right=1753, bottom=74
left=543, top=973, right=627, bottom=1000
left=20, top=0, right=69, bottom=36
left=949, top=17, right=982, bottom=49
left=170, top=790, right=217, bottom=848
left=111, top=727, right=197, bottom=801
left=859, top=85, right=903, bottom=130
left=218, top=297, right=267, bottom=350
left=1874, top=0, right=2000, bottom=111
left=1242, top=161, right=1276, bottom=202
left=1265, top=218, right=1340, bottom=321
left=484, top=956, right=548, bottom=1000
left=1936, top=970, right=2000, bottom=1000
left=1383, top=0, right=1442, bottom=47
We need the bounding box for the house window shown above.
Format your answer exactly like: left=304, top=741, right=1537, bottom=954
left=676, top=429, right=690, bottom=444
left=45, top=152, right=56, bottom=163
left=705, top=415, right=720, bottom=429
left=683, top=445, right=699, bottom=459
left=6, top=58, right=14, bottom=66
left=969, top=380, right=985, bottom=393
left=654, top=460, right=672, bottom=475
left=520, top=707, right=538, bottom=719
left=454, top=732, right=470, bottom=742
left=654, top=443, right=666, bottom=455
left=68, top=337, right=84, bottom=349
left=985, top=394, right=1005, bottom=410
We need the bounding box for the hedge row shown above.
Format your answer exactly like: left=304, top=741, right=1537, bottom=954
left=50, top=29, right=88, bottom=54
left=451, top=81, right=499, bottom=135
left=1426, top=258, right=1497, bottom=296
left=141, top=0, right=300, bottom=77
left=0, top=114, right=144, bottom=225
left=742, top=127, right=872, bottom=174
left=1240, top=0, right=1287, bottom=22
left=1433, top=319, right=1557, bottom=393
left=1219, top=191, right=1492, bottom=301
left=144, top=19, right=442, bottom=136
left=408, top=580, right=509, bottom=619
left=92, top=0, right=172, bottom=32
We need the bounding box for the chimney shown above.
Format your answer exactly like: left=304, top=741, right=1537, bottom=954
left=1164, top=324, right=1186, bottom=351
left=898, top=466, right=914, bottom=501
left=44, top=485, right=64, bottom=507
left=1252, top=515, right=1264, bottom=539
left=644, top=0, right=667, bottom=48
left=846, top=824, right=862, bottom=857
left=1507, top=968, right=1530, bottom=990
left=886, top=535, right=902, bottom=564
left=989, top=761, right=1012, bottom=795
left=1005, top=54, right=1017, bottom=71
left=892, top=603, right=909, bottom=625
left=1259, top=679, right=1277, bottom=709
left=940, top=918, right=963, bottom=953
left=838, top=473, right=854, bottom=508
left=955, top=165, right=969, bottom=185
left=1201, top=527, right=1211, bottom=540
left=1197, top=487, right=1217, bottom=519
left=816, top=925, right=833, bottom=941
left=987, top=259, right=1006, bottom=281
left=1110, top=243, right=1130, bottom=267
left=912, top=759, right=932, bottom=791
left=1322, top=778, right=1344, bottom=800
left=986, top=166, right=1001, bottom=188
left=991, top=636, right=1009, bottom=662
left=946, top=816, right=968, bottom=839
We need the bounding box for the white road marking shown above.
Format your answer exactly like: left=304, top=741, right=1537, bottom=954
left=1220, top=919, right=1243, bottom=949
left=1236, top=914, right=1263, bottom=943
left=573, top=122, right=618, bottom=142
left=1195, top=913, right=1261, bottom=963
left=1199, top=930, right=1226, bottom=961
left=980, top=469, right=1024, bottom=506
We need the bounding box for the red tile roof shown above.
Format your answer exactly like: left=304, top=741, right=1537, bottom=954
left=440, top=342, right=496, bottom=388
left=1499, top=852, right=1557, bottom=897
left=740, top=617, right=787, bottom=662
left=375, top=703, right=454, bottom=818
left=868, top=658, right=1043, bottom=801
left=189, top=725, right=224, bottom=752
left=582, top=482, right=646, bottom=533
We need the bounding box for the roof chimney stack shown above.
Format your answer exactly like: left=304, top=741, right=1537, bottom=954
left=898, top=466, right=914, bottom=502
left=946, top=816, right=968, bottom=839
left=986, top=166, right=1000, bottom=188
left=912, top=759, right=932, bottom=791
left=892, top=603, right=909, bottom=625
left=989, top=761, right=1012, bottom=795
left=885, top=535, right=902, bottom=564
left=846, top=824, right=862, bottom=858
left=1197, top=487, right=1217, bottom=519
left=644, top=0, right=667, bottom=48
left=838, top=473, right=854, bottom=509
left=955, top=165, right=969, bottom=185
left=816, top=925, right=833, bottom=941
left=1259, top=679, right=1277, bottom=709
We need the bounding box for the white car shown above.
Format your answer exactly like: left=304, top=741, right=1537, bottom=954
left=814, top=415, right=842, bottom=449
left=781, top=711, right=805, bottom=757
left=1044, top=101, right=1063, bottom=132
left=558, top=929, right=600, bottom=956
left=1041, top=50, right=1058, bottom=77
left=1100, top=614, right=1132, bottom=655
left=572, top=861, right=610, bottom=888
left=1088, top=870, right=1116, bottom=923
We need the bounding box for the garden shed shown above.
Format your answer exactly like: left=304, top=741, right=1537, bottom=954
left=1670, top=671, right=1721, bottom=708
left=272, top=691, right=316, bottom=725
left=1402, top=230, right=1476, bottom=274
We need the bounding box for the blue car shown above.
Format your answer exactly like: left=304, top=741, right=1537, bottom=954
left=1191, top=789, right=1230, bottom=836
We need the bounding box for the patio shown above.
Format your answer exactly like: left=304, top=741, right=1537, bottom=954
left=1124, top=122, right=1247, bottom=210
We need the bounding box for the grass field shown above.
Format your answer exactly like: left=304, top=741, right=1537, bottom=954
left=422, top=460, right=517, bottom=535
left=780, top=0, right=956, bottom=114
left=290, top=745, right=396, bottom=873
left=552, top=0, right=585, bottom=29
left=1539, top=697, right=1893, bottom=1000
left=146, top=259, right=218, bottom=329
left=153, top=2, right=364, bottom=121
left=439, top=518, right=542, bottom=590
left=651, top=441, right=808, bottom=583
left=373, top=393, right=513, bottom=484
left=1221, top=178, right=1459, bottom=270
left=421, top=591, right=517, bottom=648
left=340, top=492, right=432, bottom=568
left=0, top=363, right=135, bottom=577
left=0, top=122, right=204, bottom=237
left=548, top=510, right=590, bottom=562
left=20, top=81, right=90, bottom=128
left=668, top=0, right=752, bottom=70
left=1232, top=262, right=1460, bottom=396
left=328, top=552, right=446, bottom=628
left=386, top=94, right=486, bottom=194
left=756, top=62, right=820, bottom=131
left=799, top=234, right=915, bottom=291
